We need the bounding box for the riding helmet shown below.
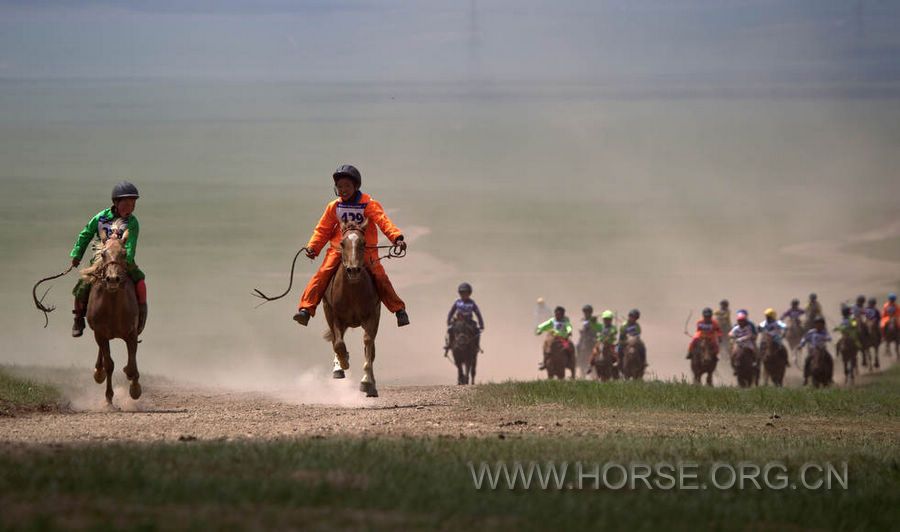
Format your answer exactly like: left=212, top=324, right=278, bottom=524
left=719, top=299, right=729, bottom=307
left=809, top=293, right=817, bottom=301
left=457, top=282, right=472, bottom=294
left=791, top=298, right=800, bottom=306
left=702, top=307, right=713, bottom=318
left=765, top=308, right=777, bottom=319
left=601, top=310, right=614, bottom=320
left=628, top=309, right=640, bottom=319
left=856, top=295, right=866, bottom=304
left=554, top=306, right=566, bottom=314
left=868, top=297, right=877, bottom=306
left=736, top=310, right=748, bottom=320
left=111, top=181, right=139, bottom=201
left=333, top=164, right=362, bottom=187
left=582, top=304, right=593, bottom=313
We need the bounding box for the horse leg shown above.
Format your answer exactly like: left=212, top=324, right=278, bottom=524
left=470, top=351, right=477, bottom=385
left=456, top=357, right=465, bottom=385
left=360, top=322, right=378, bottom=397
left=95, top=333, right=114, bottom=404
left=123, top=337, right=141, bottom=399
left=332, top=321, right=350, bottom=371
left=93, top=343, right=106, bottom=384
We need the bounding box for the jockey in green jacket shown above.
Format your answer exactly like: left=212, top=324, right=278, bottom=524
left=70, top=182, right=147, bottom=338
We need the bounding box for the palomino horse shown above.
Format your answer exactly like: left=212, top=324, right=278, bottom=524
left=732, top=339, right=758, bottom=388
left=619, top=337, right=645, bottom=381
left=79, top=221, right=142, bottom=404
left=322, top=220, right=382, bottom=397
left=785, top=317, right=803, bottom=367
left=835, top=337, right=858, bottom=386
left=448, top=315, right=479, bottom=385
left=589, top=342, right=618, bottom=382
left=542, top=334, right=575, bottom=380
left=883, top=319, right=899, bottom=358
left=690, top=337, right=718, bottom=386
left=807, top=346, right=834, bottom=388
left=759, top=334, right=788, bottom=387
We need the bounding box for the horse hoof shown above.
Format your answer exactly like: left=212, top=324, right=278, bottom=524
left=93, top=368, right=105, bottom=384
left=333, top=370, right=345, bottom=379
left=129, top=381, right=142, bottom=400
left=360, top=382, right=378, bottom=397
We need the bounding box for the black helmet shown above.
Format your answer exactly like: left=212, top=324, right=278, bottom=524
left=856, top=295, right=865, bottom=304
left=333, top=164, right=362, bottom=187
left=841, top=304, right=851, bottom=317
left=791, top=298, right=800, bottom=306
left=809, top=293, right=818, bottom=301
left=554, top=306, right=565, bottom=314
left=582, top=304, right=593, bottom=313
left=457, top=282, right=472, bottom=294
left=628, top=308, right=640, bottom=319
left=719, top=299, right=729, bottom=307
left=868, top=297, right=877, bottom=306
left=111, top=181, right=139, bottom=201
left=702, top=307, right=713, bottom=317
left=814, top=316, right=825, bottom=324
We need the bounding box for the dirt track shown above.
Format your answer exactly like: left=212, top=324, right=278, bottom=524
left=2, top=370, right=898, bottom=446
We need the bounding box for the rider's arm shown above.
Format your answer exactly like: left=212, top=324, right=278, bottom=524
left=447, top=303, right=457, bottom=326
left=563, top=319, right=573, bottom=337
left=366, top=199, right=403, bottom=244
left=535, top=318, right=554, bottom=335
left=306, top=202, right=338, bottom=256
left=70, top=211, right=101, bottom=262
left=472, top=303, right=485, bottom=330
left=124, top=215, right=140, bottom=265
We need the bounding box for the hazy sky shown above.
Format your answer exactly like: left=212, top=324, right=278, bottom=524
left=1, top=0, right=898, bottom=83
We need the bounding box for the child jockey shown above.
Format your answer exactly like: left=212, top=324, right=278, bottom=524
left=882, top=293, right=898, bottom=334
left=799, top=316, right=831, bottom=386
left=781, top=298, right=805, bottom=322
left=618, top=309, right=647, bottom=368
left=70, top=182, right=147, bottom=338
left=686, top=307, right=722, bottom=360
left=535, top=306, right=573, bottom=370
left=728, top=309, right=758, bottom=372
left=759, top=308, right=788, bottom=355
left=293, top=165, right=409, bottom=327
left=444, top=282, right=484, bottom=356
left=596, top=309, right=618, bottom=355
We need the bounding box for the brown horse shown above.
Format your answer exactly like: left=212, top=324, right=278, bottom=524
left=542, top=334, right=575, bottom=380
left=79, top=223, right=141, bottom=404
left=882, top=319, right=898, bottom=358
left=732, top=340, right=758, bottom=388
left=690, top=336, right=718, bottom=386
left=835, top=337, right=858, bottom=386
left=807, top=346, right=834, bottom=388
left=785, top=317, right=803, bottom=367
left=589, top=342, right=619, bottom=382
left=619, top=337, right=645, bottom=381
left=759, top=334, right=788, bottom=387
left=863, top=317, right=881, bottom=367
left=449, top=315, right=479, bottom=385
left=322, top=220, right=382, bottom=397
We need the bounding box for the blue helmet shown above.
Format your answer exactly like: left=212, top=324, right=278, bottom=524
left=890, top=293, right=897, bottom=302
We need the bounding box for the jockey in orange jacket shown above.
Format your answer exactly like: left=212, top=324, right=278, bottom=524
left=882, top=293, right=898, bottom=333
left=293, top=165, right=409, bottom=327
left=686, top=307, right=723, bottom=360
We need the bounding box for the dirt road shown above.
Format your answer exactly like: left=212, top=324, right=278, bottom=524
left=2, top=367, right=897, bottom=446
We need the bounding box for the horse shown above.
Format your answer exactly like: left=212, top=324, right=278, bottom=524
left=807, top=346, right=834, bottom=388
left=856, top=320, right=875, bottom=371
left=619, top=337, right=645, bottom=381
left=79, top=221, right=141, bottom=404
left=542, top=334, right=575, bottom=380
left=785, top=317, right=803, bottom=367
left=882, top=319, right=899, bottom=359
left=690, top=336, right=718, bottom=387
left=759, top=333, right=788, bottom=387
left=732, top=339, right=758, bottom=388
left=575, top=321, right=598, bottom=379
left=863, top=317, right=882, bottom=367
left=589, top=342, right=619, bottom=382
left=322, top=219, right=382, bottom=397
left=835, top=337, right=857, bottom=386
left=448, top=315, right=479, bottom=385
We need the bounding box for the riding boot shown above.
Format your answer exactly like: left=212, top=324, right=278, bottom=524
left=396, top=309, right=410, bottom=327
left=293, top=309, right=311, bottom=326
left=137, top=303, right=148, bottom=336
left=72, top=300, right=86, bottom=338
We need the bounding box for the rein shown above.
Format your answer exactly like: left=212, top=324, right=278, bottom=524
left=32, top=265, right=75, bottom=328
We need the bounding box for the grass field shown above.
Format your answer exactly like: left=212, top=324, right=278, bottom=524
left=0, top=368, right=60, bottom=417
left=469, top=364, right=900, bottom=418
left=1, top=367, right=899, bottom=530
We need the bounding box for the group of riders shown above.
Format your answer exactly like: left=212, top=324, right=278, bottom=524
left=685, top=294, right=899, bottom=386
left=536, top=305, right=647, bottom=378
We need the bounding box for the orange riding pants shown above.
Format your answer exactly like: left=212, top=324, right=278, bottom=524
left=299, top=248, right=405, bottom=315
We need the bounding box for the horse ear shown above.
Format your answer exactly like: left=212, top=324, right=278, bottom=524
left=122, top=229, right=129, bottom=243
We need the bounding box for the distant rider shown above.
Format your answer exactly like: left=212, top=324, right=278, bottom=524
left=798, top=316, right=831, bottom=386
left=444, top=282, right=484, bottom=357
left=686, top=307, right=722, bottom=361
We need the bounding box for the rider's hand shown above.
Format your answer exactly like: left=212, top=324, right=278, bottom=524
left=71, top=258, right=80, bottom=268
left=394, top=236, right=407, bottom=252
left=305, top=249, right=317, bottom=260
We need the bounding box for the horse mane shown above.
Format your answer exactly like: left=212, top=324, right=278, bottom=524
left=79, top=219, right=129, bottom=281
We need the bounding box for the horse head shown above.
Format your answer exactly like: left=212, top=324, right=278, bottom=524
left=81, top=221, right=129, bottom=292
left=339, top=218, right=368, bottom=283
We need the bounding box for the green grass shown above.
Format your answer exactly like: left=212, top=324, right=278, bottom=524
left=469, top=364, right=900, bottom=418
left=0, top=368, right=60, bottom=416
left=1, top=433, right=898, bottom=531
